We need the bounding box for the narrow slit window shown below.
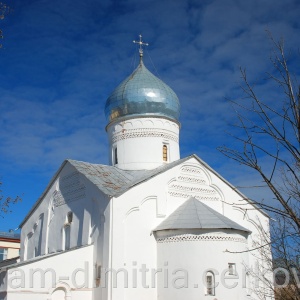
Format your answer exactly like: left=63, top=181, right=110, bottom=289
left=246, top=272, right=251, bottom=296
left=64, top=225, right=71, bottom=250
left=114, top=147, right=118, bottom=165
left=163, top=145, right=168, bottom=162
left=26, top=232, right=34, bottom=260
left=67, top=212, right=73, bottom=224
left=206, top=271, right=215, bottom=296
left=228, top=263, right=236, bottom=275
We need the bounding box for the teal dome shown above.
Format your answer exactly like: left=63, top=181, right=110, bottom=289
left=105, top=61, right=180, bottom=124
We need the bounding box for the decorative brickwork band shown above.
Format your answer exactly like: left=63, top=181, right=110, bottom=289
left=53, top=171, right=86, bottom=207
left=167, top=164, right=223, bottom=201
left=156, top=233, right=247, bottom=243
left=111, top=128, right=178, bottom=143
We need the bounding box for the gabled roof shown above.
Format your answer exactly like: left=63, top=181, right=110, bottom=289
left=153, top=197, right=250, bottom=233
left=20, top=153, right=268, bottom=228
left=19, top=156, right=191, bottom=227
left=68, top=156, right=191, bottom=197
left=70, top=154, right=268, bottom=217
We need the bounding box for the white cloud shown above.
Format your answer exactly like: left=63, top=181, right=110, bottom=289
left=0, top=0, right=299, bottom=228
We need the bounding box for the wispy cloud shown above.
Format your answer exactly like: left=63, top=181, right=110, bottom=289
left=0, top=0, right=299, bottom=228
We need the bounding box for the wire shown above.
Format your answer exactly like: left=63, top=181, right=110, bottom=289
left=145, top=48, right=160, bottom=78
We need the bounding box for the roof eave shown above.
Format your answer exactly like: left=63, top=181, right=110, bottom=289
left=153, top=226, right=251, bottom=234
left=190, top=154, right=270, bottom=218
left=19, top=160, right=69, bottom=228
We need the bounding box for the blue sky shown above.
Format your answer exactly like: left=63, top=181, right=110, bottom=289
left=0, top=0, right=299, bottom=231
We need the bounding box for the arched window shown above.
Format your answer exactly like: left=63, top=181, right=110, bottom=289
left=246, top=271, right=251, bottom=296
left=51, top=287, right=66, bottom=300
left=63, top=225, right=71, bottom=250
left=50, top=282, right=71, bottom=300
left=205, top=271, right=215, bottom=296
left=25, top=232, right=34, bottom=260
left=63, top=212, right=73, bottom=251
left=67, top=212, right=73, bottom=224
left=163, top=145, right=168, bottom=162
left=114, top=147, right=118, bottom=165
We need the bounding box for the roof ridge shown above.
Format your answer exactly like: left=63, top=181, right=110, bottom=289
left=189, top=197, right=203, bottom=228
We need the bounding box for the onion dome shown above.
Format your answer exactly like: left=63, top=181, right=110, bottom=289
left=104, top=60, right=180, bottom=125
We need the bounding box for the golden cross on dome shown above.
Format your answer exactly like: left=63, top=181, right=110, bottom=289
left=133, top=34, right=149, bottom=59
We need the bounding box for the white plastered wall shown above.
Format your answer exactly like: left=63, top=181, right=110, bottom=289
left=155, top=228, right=250, bottom=300
left=20, top=162, right=110, bottom=260
left=109, top=156, right=271, bottom=300
left=6, top=245, right=94, bottom=300
left=106, top=117, right=180, bottom=170
left=18, top=161, right=113, bottom=300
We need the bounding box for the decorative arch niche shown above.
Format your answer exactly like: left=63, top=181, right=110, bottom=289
left=49, top=282, right=71, bottom=300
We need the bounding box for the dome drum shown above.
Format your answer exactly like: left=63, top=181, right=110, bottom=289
left=105, top=59, right=181, bottom=170
left=107, top=116, right=180, bottom=170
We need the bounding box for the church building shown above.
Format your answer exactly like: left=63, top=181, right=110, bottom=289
left=0, top=36, right=272, bottom=300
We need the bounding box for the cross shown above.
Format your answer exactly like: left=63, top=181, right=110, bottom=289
left=133, top=34, right=149, bottom=58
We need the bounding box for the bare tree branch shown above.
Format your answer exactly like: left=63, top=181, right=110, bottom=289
left=0, top=181, right=22, bottom=218
left=218, top=33, right=300, bottom=299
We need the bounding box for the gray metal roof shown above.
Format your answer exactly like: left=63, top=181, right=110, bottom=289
left=68, top=156, right=191, bottom=197
left=20, top=153, right=268, bottom=228
left=0, top=231, right=20, bottom=239
left=19, top=156, right=191, bottom=228
left=153, top=197, right=250, bottom=233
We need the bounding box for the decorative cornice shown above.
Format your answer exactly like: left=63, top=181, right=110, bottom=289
left=156, top=233, right=247, bottom=244
left=111, top=128, right=178, bottom=143
left=106, top=115, right=181, bottom=131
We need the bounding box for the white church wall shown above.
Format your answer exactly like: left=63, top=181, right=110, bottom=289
left=111, top=197, right=158, bottom=300
left=108, top=174, right=170, bottom=299
left=108, top=156, right=270, bottom=299
left=19, top=162, right=111, bottom=271
left=183, top=157, right=270, bottom=236
left=16, top=155, right=271, bottom=300
left=106, top=117, right=180, bottom=170
left=106, top=161, right=207, bottom=298
left=17, top=160, right=121, bottom=300
left=5, top=244, right=94, bottom=300
left=181, top=157, right=272, bottom=297
left=166, top=160, right=225, bottom=215
left=155, top=228, right=250, bottom=300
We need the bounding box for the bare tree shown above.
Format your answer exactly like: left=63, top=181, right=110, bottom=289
left=0, top=3, right=20, bottom=216
left=0, top=181, right=21, bottom=218
left=218, top=34, right=300, bottom=299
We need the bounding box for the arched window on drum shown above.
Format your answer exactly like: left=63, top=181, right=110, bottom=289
left=205, top=271, right=215, bottom=296
left=163, top=144, right=168, bottom=162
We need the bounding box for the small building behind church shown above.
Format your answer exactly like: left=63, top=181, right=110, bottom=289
left=0, top=37, right=273, bottom=300
left=0, top=231, right=20, bottom=263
